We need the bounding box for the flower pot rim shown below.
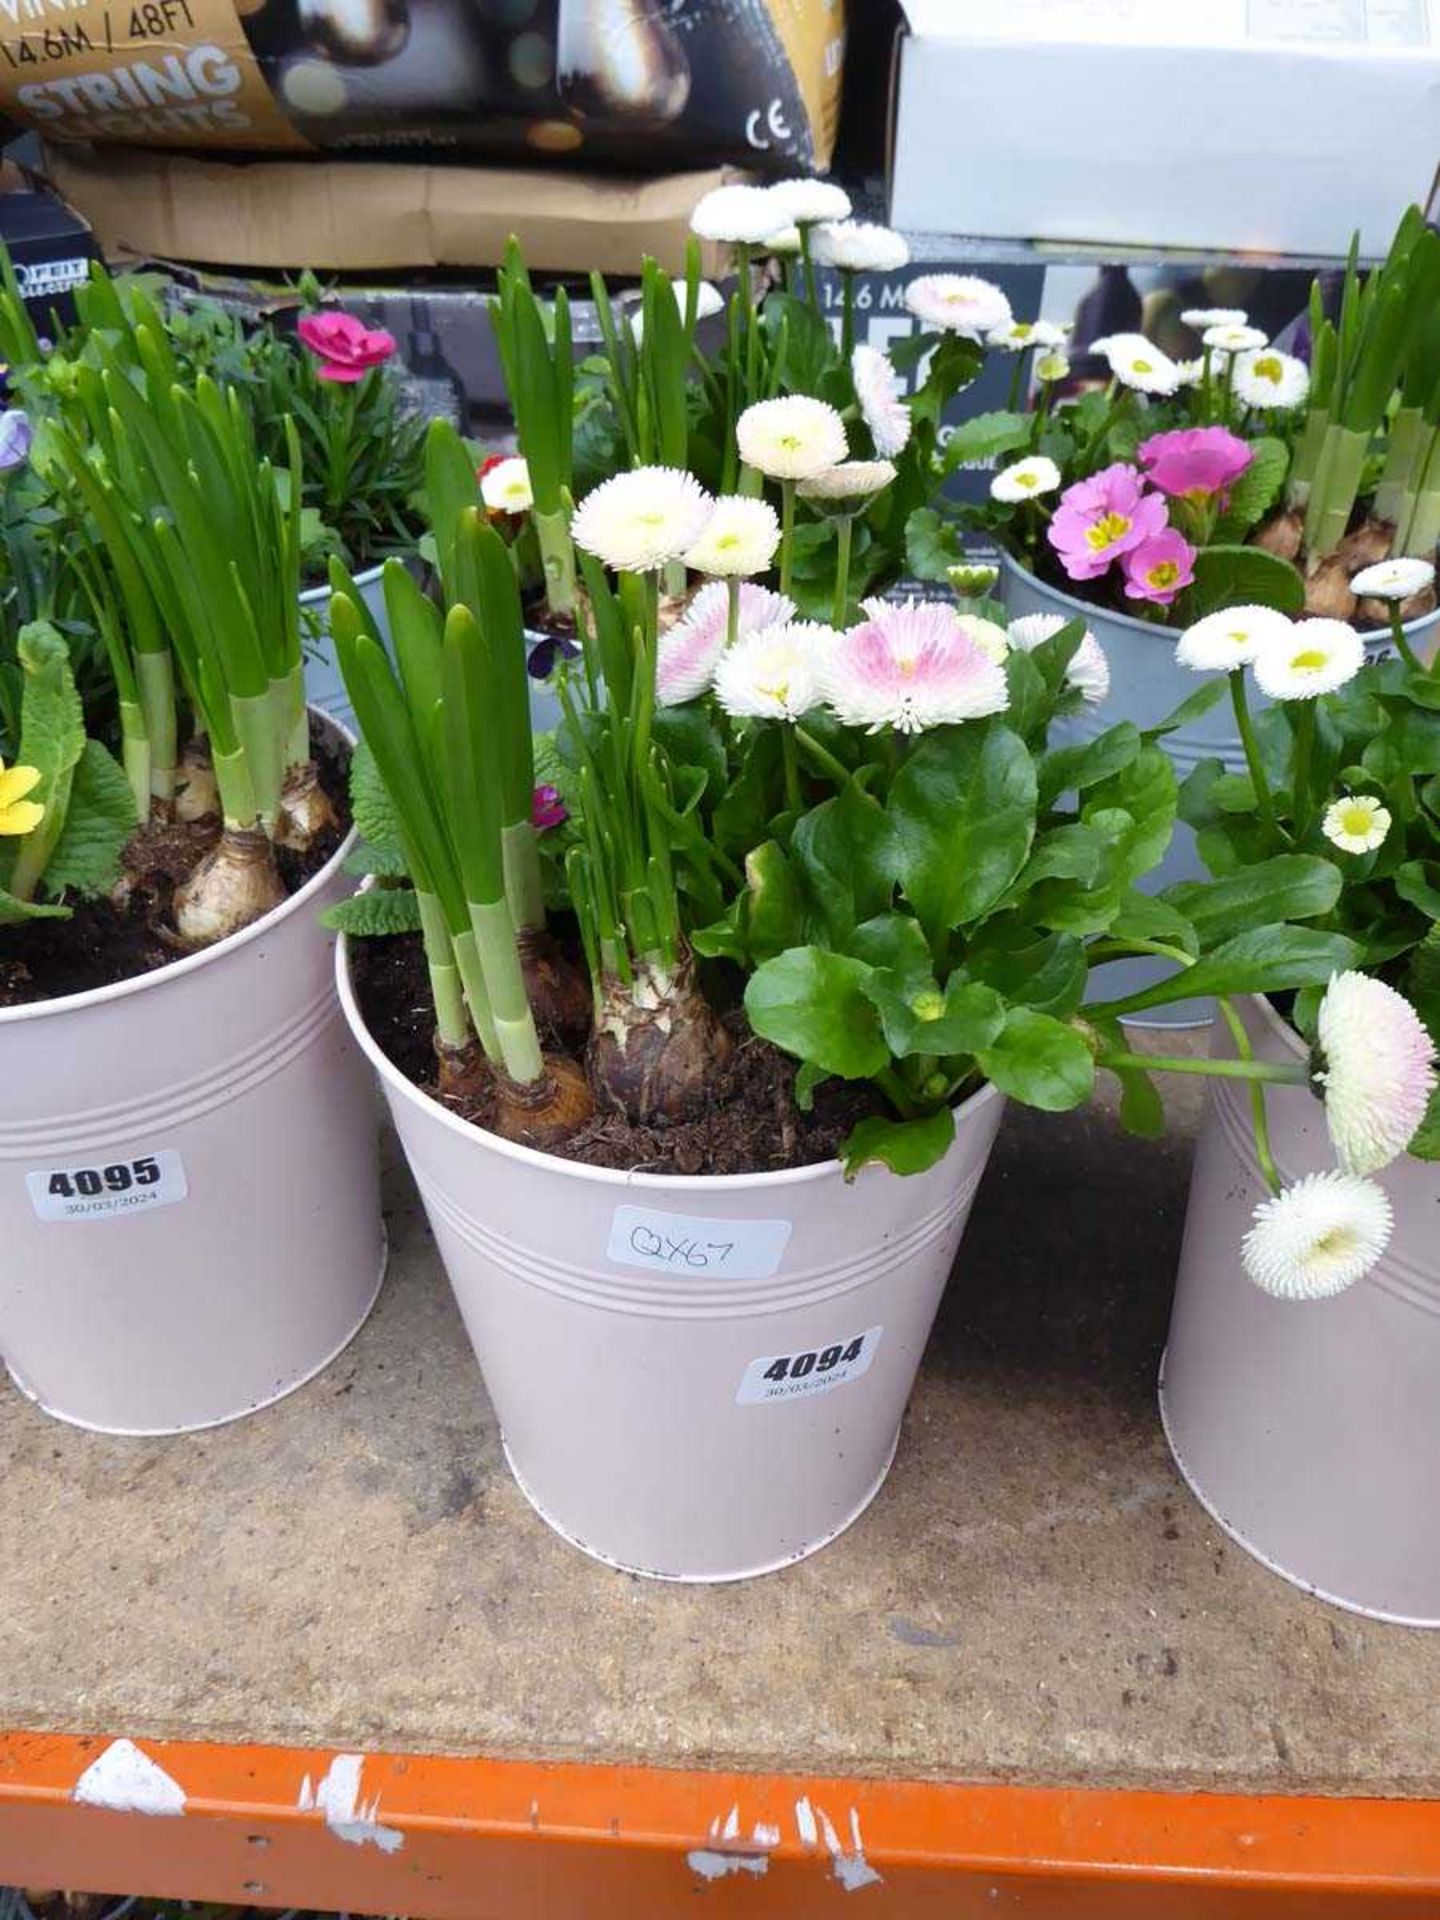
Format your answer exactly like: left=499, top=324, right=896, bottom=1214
left=997, top=546, right=1440, bottom=641
left=0, top=707, right=356, bottom=1029
left=298, top=558, right=387, bottom=604
left=335, top=925, right=1002, bottom=1195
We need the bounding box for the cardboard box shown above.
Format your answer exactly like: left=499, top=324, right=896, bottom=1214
left=0, top=162, right=97, bottom=330
left=0, top=0, right=844, bottom=174
left=43, top=146, right=733, bottom=276
left=888, top=0, right=1440, bottom=256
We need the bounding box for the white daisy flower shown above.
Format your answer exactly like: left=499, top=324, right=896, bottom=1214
left=479, top=455, right=532, bottom=514
left=823, top=597, right=1010, bottom=734
left=713, top=619, right=835, bottom=721
left=1252, top=618, right=1365, bottom=700
left=1173, top=357, right=1205, bottom=388
left=904, top=273, right=1013, bottom=341
left=1350, top=557, right=1436, bottom=601
left=628, top=279, right=725, bottom=346
left=1232, top=348, right=1310, bottom=411
left=1242, top=1171, right=1393, bottom=1301
left=657, top=581, right=794, bottom=704
left=986, top=319, right=1066, bottom=352
left=1182, top=306, right=1249, bottom=329
left=765, top=177, right=852, bottom=226
left=1315, top=971, right=1438, bottom=1175
left=955, top=613, right=1011, bottom=662
left=990, top=455, right=1061, bottom=504
left=1101, top=336, right=1181, bottom=396
left=1034, top=350, right=1071, bottom=384
left=1202, top=323, right=1269, bottom=354
left=570, top=466, right=715, bottom=575
left=1175, top=604, right=1293, bottom=672
left=682, top=493, right=781, bottom=578
left=1006, top=610, right=1110, bottom=705
left=797, top=459, right=897, bottom=505
left=1322, top=793, right=1391, bottom=855
left=766, top=225, right=804, bottom=257
left=810, top=220, right=910, bottom=274
left=736, top=395, right=848, bottom=481
left=689, top=184, right=788, bottom=246
left=851, top=343, right=912, bottom=457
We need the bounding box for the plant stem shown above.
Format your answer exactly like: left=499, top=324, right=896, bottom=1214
left=833, top=516, right=854, bottom=626
left=1095, top=1050, right=1308, bottom=1085
left=726, top=575, right=740, bottom=653
left=794, top=724, right=878, bottom=800
left=780, top=724, right=802, bottom=812
left=779, top=478, right=796, bottom=596
left=876, top=1065, right=919, bottom=1119
left=1291, top=699, right=1316, bottom=839
left=799, top=224, right=818, bottom=314
left=1388, top=601, right=1425, bottom=675
left=840, top=272, right=856, bottom=364
left=1216, top=993, right=1283, bottom=1196
left=1230, top=669, right=1282, bottom=841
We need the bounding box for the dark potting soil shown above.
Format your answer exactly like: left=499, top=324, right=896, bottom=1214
left=0, top=719, right=350, bottom=1010
left=352, top=929, right=883, bottom=1177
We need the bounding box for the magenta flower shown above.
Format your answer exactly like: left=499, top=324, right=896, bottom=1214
left=1122, top=528, right=1197, bottom=606
left=531, top=783, right=567, bottom=831
left=1138, top=426, right=1252, bottom=501
left=297, top=310, right=397, bottom=384
left=1047, top=463, right=1168, bottom=582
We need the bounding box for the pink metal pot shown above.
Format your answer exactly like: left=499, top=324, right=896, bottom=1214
left=0, top=717, right=385, bottom=1435
left=1161, top=994, right=1440, bottom=1625
left=337, top=933, right=1006, bottom=1582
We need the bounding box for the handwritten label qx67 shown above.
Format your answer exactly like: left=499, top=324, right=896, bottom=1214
left=26, top=1150, right=187, bottom=1223
left=606, top=1205, right=792, bottom=1280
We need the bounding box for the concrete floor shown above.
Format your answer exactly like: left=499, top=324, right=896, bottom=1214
left=4, top=1051, right=1440, bottom=1797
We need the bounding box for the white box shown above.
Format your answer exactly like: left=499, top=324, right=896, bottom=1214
left=888, top=0, right=1440, bottom=256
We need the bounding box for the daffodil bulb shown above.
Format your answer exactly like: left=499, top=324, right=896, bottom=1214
left=810, top=219, right=910, bottom=274
left=1174, top=605, right=1293, bottom=672
left=571, top=466, right=715, bottom=575
left=1350, top=557, right=1435, bottom=601
left=1242, top=1171, right=1393, bottom=1301
left=689, top=183, right=788, bottom=246
left=1202, top=323, right=1269, bottom=355
left=1182, top=306, right=1249, bottom=329
left=822, top=597, right=1010, bottom=734
left=990, top=455, right=1061, bottom=504
left=682, top=493, right=781, bottom=578
left=1251, top=618, right=1365, bottom=699
left=1006, top=611, right=1110, bottom=705
left=479, top=455, right=533, bottom=514
left=1322, top=793, right=1391, bottom=855
left=713, top=619, right=835, bottom=721
left=1232, top=348, right=1309, bottom=410
left=1315, top=971, right=1437, bottom=1175
left=657, top=582, right=794, bottom=705
left=986, top=319, right=1066, bottom=353
left=765, top=176, right=852, bottom=226
left=904, top=274, right=1012, bottom=341
left=851, top=343, right=912, bottom=457
left=736, top=395, right=848, bottom=481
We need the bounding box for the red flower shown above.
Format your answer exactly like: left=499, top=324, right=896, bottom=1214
left=298, top=310, right=397, bottom=384
left=531, top=783, right=567, bottom=831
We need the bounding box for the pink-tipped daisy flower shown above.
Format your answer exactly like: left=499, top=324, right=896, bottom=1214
left=656, top=581, right=795, bottom=706
left=822, top=597, right=1010, bottom=734
left=1047, top=463, right=1169, bottom=582
left=1138, top=426, right=1253, bottom=502
left=1315, top=971, right=1438, bottom=1175
left=1122, top=527, right=1197, bottom=607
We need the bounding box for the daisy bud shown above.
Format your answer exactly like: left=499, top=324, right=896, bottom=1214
left=947, top=562, right=999, bottom=598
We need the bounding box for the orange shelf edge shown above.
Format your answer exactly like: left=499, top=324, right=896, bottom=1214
left=1, top=1730, right=1438, bottom=1918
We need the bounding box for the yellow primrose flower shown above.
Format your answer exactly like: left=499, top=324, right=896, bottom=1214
left=0, top=756, right=45, bottom=835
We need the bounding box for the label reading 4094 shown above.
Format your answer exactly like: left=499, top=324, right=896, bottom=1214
left=25, top=1150, right=187, bottom=1223
left=736, top=1326, right=883, bottom=1406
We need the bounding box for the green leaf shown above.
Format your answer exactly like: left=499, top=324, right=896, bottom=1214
left=1007, top=821, right=1108, bottom=895
left=1394, top=859, right=1440, bottom=919
left=321, top=885, right=423, bottom=935
left=841, top=1107, right=957, bottom=1179
left=41, top=738, right=137, bottom=899
left=1088, top=1016, right=1167, bottom=1139
left=789, top=782, right=896, bottom=947
left=12, top=620, right=86, bottom=891
left=1108, top=891, right=1200, bottom=957
left=1037, top=721, right=1142, bottom=808
left=940, top=409, right=1031, bottom=472
left=652, top=703, right=728, bottom=804
left=1083, top=743, right=1177, bottom=883
left=976, top=1006, right=1095, bottom=1110
left=0, top=885, right=69, bottom=926
left=1164, top=854, right=1342, bottom=947
left=1363, top=708, right=1440, bottom=779
left=847, top=911, right=934, bottom=989
left=890, top=724, right=1037, bottom=938
left=1093, top=926, right=1362, bottom=1016
left=1145, top=677, right=1227, bottom=740
left=904, top=506, right=963, bottom=582
left=1186, top=544, right=1304, bottom=619
left=794, top=1060, right=829, bottom=1113
left=742, top=840, right=805, bottom=962
left=744, top=946, right=890, bottom=1079
left=964, top=930, right=1089, bottom=1018
left=1215, top=436, right=1289, bottom=540
left=861, top=970, right=1004, bottom=1059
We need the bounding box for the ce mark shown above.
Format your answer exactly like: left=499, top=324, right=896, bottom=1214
left=745, top=95, right=793, bottom=150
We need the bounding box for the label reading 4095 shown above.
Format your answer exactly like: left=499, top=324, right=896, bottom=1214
left=25, top=1150, right=187, bottom=1223
left=735, top=1326, right=883, bottom=1406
